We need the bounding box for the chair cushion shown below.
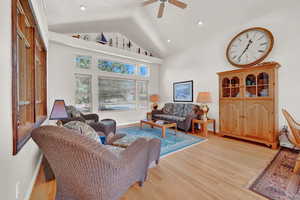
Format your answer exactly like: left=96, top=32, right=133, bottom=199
left=162, top=103, right=174, bottom=114
left=154, top=114, right=185, bottom=122
left=64, top=121, right=101, bottom=144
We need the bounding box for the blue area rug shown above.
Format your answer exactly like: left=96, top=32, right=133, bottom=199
left=118, top=126, right=206, bottom=157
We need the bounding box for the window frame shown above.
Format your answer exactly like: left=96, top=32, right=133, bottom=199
left=74, top=73, right=93, bottom=112
left=98, top=76, right=150, bottom=112
left=74, top=55, right=150, bottom=112
left=12, top=0, right=47, bottom=155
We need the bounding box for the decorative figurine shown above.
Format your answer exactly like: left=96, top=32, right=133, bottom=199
left=97, top=32, right=108, bottom=44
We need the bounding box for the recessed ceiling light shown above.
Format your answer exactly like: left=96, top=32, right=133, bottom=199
left=167, top=39, right=171, bottom=43
left=197, top=21, right=204, bottom=26
left=80, top=5, right=87, bottom=11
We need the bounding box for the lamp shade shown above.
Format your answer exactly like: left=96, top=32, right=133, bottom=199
left=150, top=94, right=160, bottom=103
left=197, top=92, right=212, bottom=103
left=49, top=100, right=69, bottom=120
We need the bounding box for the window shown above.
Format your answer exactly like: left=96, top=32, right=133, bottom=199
left=35, top=36, right=47, bottom=122
left=98, top=60, right=136, bottom=75
left=12, top=0, right=47, bottom=155
left=98, top=78, right=137, bottom=111
left=75, top=74, right=92, bottom=112
left=137, top=81, right=149, bottom=109
left=75, top=58, right=150, bottom=112
left=138, top=65, right=149, bottom=77
left=76, top=55, right=92, bottom=69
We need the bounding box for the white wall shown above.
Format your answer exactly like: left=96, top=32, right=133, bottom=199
left=160, top=4, right=300, bottom=131
left=0, top=0, right=48, bottom=199
left=48, top=41, right=160, bottom=125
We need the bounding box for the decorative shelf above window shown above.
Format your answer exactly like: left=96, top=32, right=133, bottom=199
left=70, top=32, right=154, bottom=58
left=50, top=32, right=163, bottom=65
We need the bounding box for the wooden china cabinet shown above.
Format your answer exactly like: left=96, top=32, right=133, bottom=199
left=217, top=62, right=279, bottom=149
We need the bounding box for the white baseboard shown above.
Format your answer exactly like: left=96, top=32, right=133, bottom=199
left=24, top=154, right=43, bottom=200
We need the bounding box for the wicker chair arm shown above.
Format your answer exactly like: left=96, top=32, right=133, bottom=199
left=83, top=113, right=99, bottom=122
left=106, top=133, right=126, bottom=145
left=61, top=117, right=86, bottom=125
left=121, top=138, right=148, bottom=163
left=148, top=138, right=161, bottom=164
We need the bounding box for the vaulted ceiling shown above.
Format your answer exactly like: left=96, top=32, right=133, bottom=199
left=46, top=0, right=298, bottom=58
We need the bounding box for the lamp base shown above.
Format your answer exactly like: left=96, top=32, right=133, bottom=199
left=201, top=104, right=209, bottom=121
left=151, top=103, right=158, bottom=110
left=56, top=120, right=63, bottom=127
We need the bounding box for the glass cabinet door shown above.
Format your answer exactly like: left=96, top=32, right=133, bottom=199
left=222, top=78, right=230, bottom=97
left=245, top=72, right=271, bottom=98
left=231, top=76, right=240, bottom=97
left=245, top=74, right=257, bottom=97
left=257, top=72, right=269, bottom=97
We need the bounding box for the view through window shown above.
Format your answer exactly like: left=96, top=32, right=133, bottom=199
left=75, top=57, right=150, bottom=112
left=75, top=74, right=92, bottom=112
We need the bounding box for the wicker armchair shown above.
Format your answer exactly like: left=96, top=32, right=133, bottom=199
left=32, top=126, right=150, bottom=200
left=61, top=105, right=116, bottom=136
left=282, top=109, right=300, bottom=173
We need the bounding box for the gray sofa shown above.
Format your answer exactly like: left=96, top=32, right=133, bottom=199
left=151, top=103, right=201, bottom=132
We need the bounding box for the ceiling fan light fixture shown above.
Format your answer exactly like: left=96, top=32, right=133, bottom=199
left=80, top=5, right=87, bottom=11
left=197, top=20, right=204, bottom=26
left=143, top=0, right=187, bottom=18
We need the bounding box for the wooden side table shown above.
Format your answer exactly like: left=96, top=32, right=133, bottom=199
left=192, top=119, right=216, bottom=137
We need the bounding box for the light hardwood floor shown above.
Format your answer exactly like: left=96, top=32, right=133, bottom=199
left=30, top=133, right=277, bottom=200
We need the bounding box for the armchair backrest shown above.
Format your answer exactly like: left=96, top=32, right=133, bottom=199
left=282, top=109, right=300, bottom=146
left=162, top=103, right=199, bottom=117
left=32, top=126, right=120, bottom=199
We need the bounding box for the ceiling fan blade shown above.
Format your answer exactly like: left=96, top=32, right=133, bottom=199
left=143, top=0, right=158, bottom=6
left=168, top=0, right=187, bottom=9
left=157, top=2, right=165, bottom=18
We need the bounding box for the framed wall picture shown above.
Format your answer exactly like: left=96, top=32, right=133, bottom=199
left=173, top=80, right=194, bottom=102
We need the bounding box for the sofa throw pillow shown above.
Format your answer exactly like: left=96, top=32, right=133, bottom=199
left=163, top=103, right=174, bottom=114
left=173, top=103, right=185, bottom=116
left=66, top=106, right=82, bottom=118
left=181, top=104, right=195, bottom=117
left=64, top=121, right=101, bottom=144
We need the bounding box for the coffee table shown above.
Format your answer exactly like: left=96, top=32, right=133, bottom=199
left=140, top=120, right=177, bottom=138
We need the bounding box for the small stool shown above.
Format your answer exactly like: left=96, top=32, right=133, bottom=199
left=100, top=119, right=116, bottom=135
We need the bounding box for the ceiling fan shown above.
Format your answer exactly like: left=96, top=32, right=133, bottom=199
left=143, top=0, right=187, bottom=18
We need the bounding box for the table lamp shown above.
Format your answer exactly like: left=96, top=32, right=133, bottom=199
left=197, top=92, right=212, bottom=121
left=49, top=100, right=69, bottom=126
left=150, top=94, right=160, bottom=110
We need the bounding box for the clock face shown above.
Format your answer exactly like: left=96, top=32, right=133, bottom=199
left=226, top=27, right=274, bottom=68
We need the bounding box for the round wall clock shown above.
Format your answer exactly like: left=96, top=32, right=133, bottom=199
left=226, top=27, right=274, bottom=68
